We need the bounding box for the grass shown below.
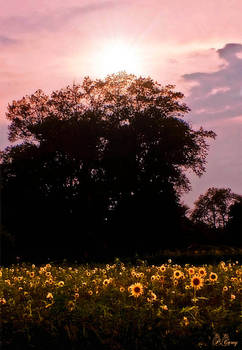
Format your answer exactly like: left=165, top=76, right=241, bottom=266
left=0, top=258, right=241, bottom=350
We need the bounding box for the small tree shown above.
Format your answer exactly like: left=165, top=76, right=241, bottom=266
left=226, top=195, right=242, bottom=246
left=190, top=187, right=239, bottom=229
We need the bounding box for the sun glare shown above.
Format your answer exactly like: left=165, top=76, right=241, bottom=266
left=95, top=40, right=142, bottom=76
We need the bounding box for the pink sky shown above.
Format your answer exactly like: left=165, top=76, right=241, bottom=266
left=1, top=0, right=242, bottom=208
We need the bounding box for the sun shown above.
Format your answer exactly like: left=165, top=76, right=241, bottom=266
left=95, top=40, right=142, bottom=76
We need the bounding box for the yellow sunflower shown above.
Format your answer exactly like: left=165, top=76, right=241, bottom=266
left=45, top=278, right=53, bottom=285
left=131, top=270, right=136, bottom=277
left=103, top=279, right=109, bottom=286
left=67, top=300, right=75, bottom=311
left=159, top=265, right=166, bottom=273
left=46, top=292, right=53, bottom=299
left=188, top=267, right=195, bottom=276
left=0, top=298, right=6, bottom=304
left=209, top=272, right=218, bottom=282
left=0, top=298, right=7, bottom=305
left=198, top=267, right=207, bottom=277
left=173, top=270, right=183, bottom=279
left=147, top=291, right=157, bottom=302
left=129, top=283, right=144, bottom=298
left=190, top=275, right=204, bottom=290
left=74, top=293, right=79, bottom=299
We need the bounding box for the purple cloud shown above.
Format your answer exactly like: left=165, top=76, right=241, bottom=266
left=183, top=43, right=242, bottom=122
left=0, top=35, right=18, bottom=46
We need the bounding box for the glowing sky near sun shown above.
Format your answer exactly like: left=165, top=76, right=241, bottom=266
left=0, top=0, right=242, bottom=207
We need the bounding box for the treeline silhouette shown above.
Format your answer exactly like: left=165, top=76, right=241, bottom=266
left=1, top=72, right=241, bottom=265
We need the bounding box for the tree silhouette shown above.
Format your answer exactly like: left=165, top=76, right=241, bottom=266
left=226, top=195, right=242, bottom=246
left=190, top=187, right=240, bottom=229
left=1, top=72, right=216, bottom=262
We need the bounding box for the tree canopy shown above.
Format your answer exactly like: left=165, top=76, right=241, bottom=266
left=1, top=72, right=217, bottom=262
left=190, top=187, right=239, bottom=229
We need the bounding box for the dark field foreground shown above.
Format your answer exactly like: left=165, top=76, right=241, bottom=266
left=1, top=256, right=241, bottom=350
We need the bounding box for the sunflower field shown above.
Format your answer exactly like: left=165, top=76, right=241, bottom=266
left=0, top=260, right=241, bottom=350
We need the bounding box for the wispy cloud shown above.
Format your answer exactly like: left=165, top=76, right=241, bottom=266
left=183, top=43, right=242, bottom=122
left=0, top=35, right=18, bottom=46
left=0, top=1, right=124, bottom=34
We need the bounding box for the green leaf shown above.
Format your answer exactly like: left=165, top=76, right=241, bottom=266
left=180, top=306, right=198, bottom=313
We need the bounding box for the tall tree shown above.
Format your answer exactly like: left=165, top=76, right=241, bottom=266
left=1, top=72, right=216, bottom=261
